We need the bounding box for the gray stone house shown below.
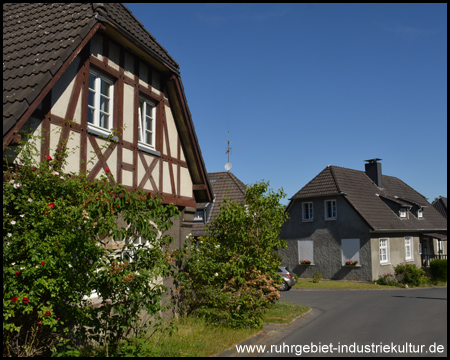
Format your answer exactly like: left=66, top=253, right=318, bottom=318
left=279, top=159, right=447, bottom=282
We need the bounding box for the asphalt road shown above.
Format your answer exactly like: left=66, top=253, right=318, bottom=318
left=226, top=287, right=447, bottom=357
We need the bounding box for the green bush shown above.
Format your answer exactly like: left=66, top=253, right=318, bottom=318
left=3, top=130, right=180, bottom=357
left=375, top=273, right=398, bottom=286
left=430, top=259, right=447, bottom=282
left=394, top=263, right=427, bottom=287
left=180, top=181, right=289, bottom=328
left=312, top=271, right=322, bottom=283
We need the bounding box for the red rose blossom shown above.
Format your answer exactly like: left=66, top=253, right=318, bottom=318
left=45, top=155, right=52, bottom=161
left=16, top=271, right=20, bottom=277
left=11, top=296, right=18, bottom=302
left=105, top=168, right=111, bottom=173
left=23, top=297, right=29, bottom=304
left=47, top=203, right=55, bottom=209
left=41, top=261, right=45, bottom=266
left=45, top=311, right=51, bottom=316
left=37, top=322, right=42, bottom=326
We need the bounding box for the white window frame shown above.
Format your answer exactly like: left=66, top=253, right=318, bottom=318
left=324, top=199, right=337, bottom=220
left=138, top=97, right=156, bottom=152
left=298, top=239, right=314, bottom=265
left=399, top=208, right=407, bottom=218
left=417, top=209, right=423, bottom=219
left=302, top=202, right=313, bottom=221
left=380, top=238, right=390, bottom=264
left=88, top=69, right=114, bottom=137
left=194, top=210, right=205, bottom=223
left=404, top=236, right=413, bottom=261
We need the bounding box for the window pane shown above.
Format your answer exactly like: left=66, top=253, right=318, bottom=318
left=89, top=74, right=95, bottom=90
left=88, top=89, right=95, bottom=107
left=100, top=80, right=110, bottom=96
left=99, top=113, right=109, bottom=129
left=88, top=107, right=94, bottom=124
left=100, top=96, right=109, bottom=112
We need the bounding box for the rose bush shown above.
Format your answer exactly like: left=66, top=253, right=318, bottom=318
left=3, top=131, right=180, bottom=356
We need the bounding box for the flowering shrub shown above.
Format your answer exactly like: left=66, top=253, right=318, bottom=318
left=394, top=263, right=428, bottom=287
left=374, top=273, right=399, bottom=286
left=3, top=132, right=180, bottom=356
left=179, top=181, right=288, bottom=328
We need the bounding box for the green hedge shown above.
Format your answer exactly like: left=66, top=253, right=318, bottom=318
left=430, top=259, right=447, bottom=282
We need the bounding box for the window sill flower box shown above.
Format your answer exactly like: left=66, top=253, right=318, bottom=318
left=345, top=260, right=359, bottom=267
left=300, top=260, right=312, bottom=266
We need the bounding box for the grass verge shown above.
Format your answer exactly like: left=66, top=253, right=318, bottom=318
left=292, top=278, right=398, bottom=290
left=262, top=301, right=310, bottom=324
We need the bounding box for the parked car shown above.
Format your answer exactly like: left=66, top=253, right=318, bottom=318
left=278, top=266, right=296, bottom=291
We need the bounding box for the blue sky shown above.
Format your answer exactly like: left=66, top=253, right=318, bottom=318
left=125, top=3, right=447, bottom=205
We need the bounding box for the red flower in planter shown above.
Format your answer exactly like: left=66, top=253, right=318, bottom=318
left=45, top=311, right=51, bottom=316
left=11, top=296, right=18, bottom=302
left=23, top=297, right=29, bottom=304
left=47, top=203, right=55, bottom=209
left=45, top=155, right=52, bottom=161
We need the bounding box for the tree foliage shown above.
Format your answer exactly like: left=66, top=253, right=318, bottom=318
left=3, top=130, right=180, bottom=356
left=180, top=181, right=289, bottom=328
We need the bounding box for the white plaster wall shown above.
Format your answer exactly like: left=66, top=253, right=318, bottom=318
left=108, top=41, right=120, bottom=71
left=124, top=52, right=134, bottom=80
left=63, top=130, right=81, bottom=175
left=162, top=161, right=171, bottom=194
left=51, top=57, right=80, bottom=119
left=122, top=148, right=133, bottom=164
left=90, top=33, right=103, bottom=60
left=139, top=62, right=149, bottom=87
left=122, top=84, right=134, bottom=142
left=165, top=107, right=178, bottom=158
left=179, top=167, right=193, bottom=198
left=73, top=91, right=83, bottom=125
left=122, top=169, right=133, bottom=187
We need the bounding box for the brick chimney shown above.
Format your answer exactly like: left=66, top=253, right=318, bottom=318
left=365, top=158, right=382, bottom=188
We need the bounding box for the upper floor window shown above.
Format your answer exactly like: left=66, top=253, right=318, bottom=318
left=138, top=97, right=156, bottom=151
left=325, top=199, right=337, bottom=220
left=399, top=208, right=407, bottom=218
left=88, top=69, right=114, bottom=137
left=302, top=202, right=313, bottom=221
left=194, top=211, right=205, bottom=223
left=380, top=238, right=390, bottom=264
left=417, top=209, right=423, bottom=219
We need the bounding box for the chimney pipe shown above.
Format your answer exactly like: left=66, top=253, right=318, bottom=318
left=365, top=158, right=382, bottom=188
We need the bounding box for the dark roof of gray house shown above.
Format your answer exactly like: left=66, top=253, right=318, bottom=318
left=291, top=165, right=447, bottom=233
left=432, top=197, right=447, bottom=219
left=3, top=3, right=179, bottom=137
left=192, top=171, right=246, bottom=237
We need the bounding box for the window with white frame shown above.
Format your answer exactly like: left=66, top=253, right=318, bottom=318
left=417, top=209, right=423, bottom=219
left=325, top=199, right=337, bottom=220
left=399, top=208, right=407, bottom=218
left=380, top=238, right=390, bottom=264
left=138, top=97, right=156, bottom=151
left=88, top=69, right=113, bottom=137
left=298, top=239, right=314, bottom=265
left=404, top=236, right=413, bottom=261
left=341, top=238, right=360, bottom=266
left=302, top=202, right=313, bottom=221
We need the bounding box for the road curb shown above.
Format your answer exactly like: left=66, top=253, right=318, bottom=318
left=216, top=308, right=313, bottom=357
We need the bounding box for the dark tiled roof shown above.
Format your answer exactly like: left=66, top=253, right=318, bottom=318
left=432, top=197, right=447, bottom=219
left=3, top=3, right=179, bottom=137
left=291, top=165, right=447, bottom=232
left=192, top=172, right=246, bottom=237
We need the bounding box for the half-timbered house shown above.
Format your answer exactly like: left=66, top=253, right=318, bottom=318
left=3, top=3, right=212, bottom=257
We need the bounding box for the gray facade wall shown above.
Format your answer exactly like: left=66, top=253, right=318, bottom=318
left=370, top=234, right=422, bottom=281
left=279, top=195, right=373, bottom=281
